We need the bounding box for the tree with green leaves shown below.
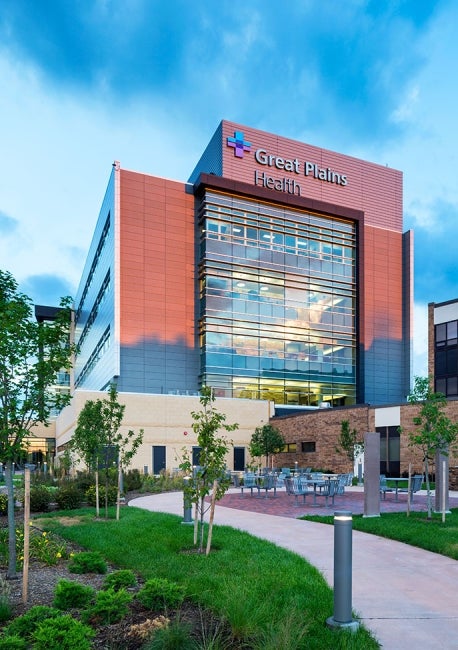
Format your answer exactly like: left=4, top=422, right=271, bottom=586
left=0, top=270, right=75, bottom=578
left=72, top=399, right=105, bottom=517
left=249, top=424, right=285, bottom=470
left=71, top=384, right=143, bottom=520
left=405, top=376, right=458, bottom=518
left=179, top=387, right=237, bottom=554
left=336, top=420, right=364, bottom=471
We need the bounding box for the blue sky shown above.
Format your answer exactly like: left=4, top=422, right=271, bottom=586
left=1, top=0, right=457, bottom=378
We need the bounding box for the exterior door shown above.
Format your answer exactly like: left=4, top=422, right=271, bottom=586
left=234, top=446, right=245, bottom=471
left=192, top=446, right=202, bottom=466
left=377, top=426, right=400, bottom=477
left=152, top=445, right=166, bottom=475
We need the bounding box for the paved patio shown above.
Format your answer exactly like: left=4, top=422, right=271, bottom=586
left=215, top=485, right=458, bottom=517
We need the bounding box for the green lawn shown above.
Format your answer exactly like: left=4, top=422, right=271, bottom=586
left=302, top=509, right=458, bottom=560
left=37, top=506, right=379, bottom=649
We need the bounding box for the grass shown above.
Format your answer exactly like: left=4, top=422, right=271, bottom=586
left=301, top=509, right=458, bottom=560
left=35, top=506, right=379, bottom=649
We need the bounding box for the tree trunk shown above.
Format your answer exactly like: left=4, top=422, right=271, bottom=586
left=425, top=457, right=432, bottom=519
left=6, top=461, right=18, bottom=580
left=206, top=480, right=218, bottom=556
left=116, top=462, right=122, bottom=521
left=193, top=502, right=198, bottom=546
left=95, top=470, right=100, bottom=518
left=22, top=468, right=30, bottom=603
left=198, top=495, right=206, bottom=553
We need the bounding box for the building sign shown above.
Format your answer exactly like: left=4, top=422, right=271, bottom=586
left=227, top=131, right=348, bottom=197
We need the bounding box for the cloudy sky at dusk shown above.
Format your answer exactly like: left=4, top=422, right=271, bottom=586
left=1, top=0, right=457, bottom=378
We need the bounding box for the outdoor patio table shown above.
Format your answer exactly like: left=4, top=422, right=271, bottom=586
left=387, top=477, right=409, bottom=501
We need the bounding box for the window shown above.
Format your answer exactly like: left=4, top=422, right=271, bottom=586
left=301, top=441, right=316, bottom=453
left=282, top=443, right=297, bottom=453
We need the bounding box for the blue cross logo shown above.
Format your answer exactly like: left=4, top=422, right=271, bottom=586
left=227, top=131, right=251, bottom=158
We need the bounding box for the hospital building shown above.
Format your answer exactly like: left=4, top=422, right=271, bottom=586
left=52, top=120, right=413, bottom=473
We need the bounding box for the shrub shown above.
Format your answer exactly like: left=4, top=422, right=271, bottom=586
left=103, top=569, right=137, bottom=591
left=28, top=485, right=52, bottom=512
left=141, top=472, right=184, bottom=494
left=4, top=605, right=62, bottom=640
left=32, top=613, right=94, bottom=650
left=71, top=471, right=95, bottom=494
left=0, top=576, right=12, bottom=623
left=54, top=484, right=83, bottom=510
left=124, top=468, right=142, bottom=491
left=144, top=617, right=197, bottom=650
left=0, top=493, right=7, bottom=515
left=82, top=587, right=133, bottom=625
left=85, top=484, right=117, bottom=507
left=68, top=550, right=107, bottom=574
left=53, top=579, right=95, bottom=610
left=137, top=577, right=185, bottom=611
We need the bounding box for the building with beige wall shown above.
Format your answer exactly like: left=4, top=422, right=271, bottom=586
left=53, top=391, right=273, bottom=474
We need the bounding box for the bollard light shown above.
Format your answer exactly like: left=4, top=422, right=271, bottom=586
left=326, top=510, right=359, bottom=632
left=182, top=476, right=193, bottom=525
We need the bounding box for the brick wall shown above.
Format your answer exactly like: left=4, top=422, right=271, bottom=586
left=271, top=400, right=458, bottom=475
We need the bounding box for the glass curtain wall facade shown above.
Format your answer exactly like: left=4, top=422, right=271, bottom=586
left=198, top=190, right=357, bottom=406
left=435, top=317, right=458, bottom=397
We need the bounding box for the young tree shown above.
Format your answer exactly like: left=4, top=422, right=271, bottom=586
left=249, top=424, right=285, bottom=470
left=335, top=420, right=364, bottom=472
left=405, top=376, right=458, bottom=518
left=71, top=385, right=143, bottom=520
left=179, top=387, right=237, bottom=554
left=0, top=270, right=75, bottom=578
left=72, top=399, right=105, bottom=517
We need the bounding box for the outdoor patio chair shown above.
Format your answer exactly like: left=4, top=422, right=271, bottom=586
left=314, top=478, right=338, bottom=507
left=285, top=477, right=312, bottom=505
left=336, top=474, right=347, bottom=495
left=379, top=475, right=394, bottom=500
left=399, top=474, right=423, bottom=502
left=240, top=472, right=257, bottom=497
left=257, top=473, right=277, bottom=498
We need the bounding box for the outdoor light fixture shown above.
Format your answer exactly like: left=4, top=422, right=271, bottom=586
left=182, top=476, right=193, bottom=525
left=326, top=510, right=359, bottom=632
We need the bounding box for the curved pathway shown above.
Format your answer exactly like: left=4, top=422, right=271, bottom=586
left=129, top=490, right=458, bottom=649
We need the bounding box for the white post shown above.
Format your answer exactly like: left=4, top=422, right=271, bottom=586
left=442, top=460, right=446, bottom=523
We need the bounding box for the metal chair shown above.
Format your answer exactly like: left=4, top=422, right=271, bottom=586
left=379, top=475, right=394, bottom=500
left=240, top=472, right=257, bottom=497
left=399, top=475, right=423, bottom=502
left=285, top=477, right=311, bottom=505
left=314, top=478, right=338, bottom=507
left=336, top=474, right=347, bottom=495
left=257, top=473, right=277, bottom=498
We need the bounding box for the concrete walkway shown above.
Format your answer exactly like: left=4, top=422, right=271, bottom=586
left=129, top=491, right=458, bottom=649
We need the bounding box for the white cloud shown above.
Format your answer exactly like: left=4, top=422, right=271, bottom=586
left=413, top=302, right=429, bottom=378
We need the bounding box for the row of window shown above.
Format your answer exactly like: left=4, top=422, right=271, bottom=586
left=204, top=219, right=354, bottom=262
left=75, top=212, right=110, bottom=323
left=200, top=191, right=355, bottom=235
left=282, top=442, right=316, bottom=453
left=204, top=374, right=356, bottom=405
left=436, top=320, right=458, bottom=346
left=435, top=376, right=458, bottom=397
left=75, top=326, right=110, bottom=388
left=76, top=271, right=111, bottom=349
